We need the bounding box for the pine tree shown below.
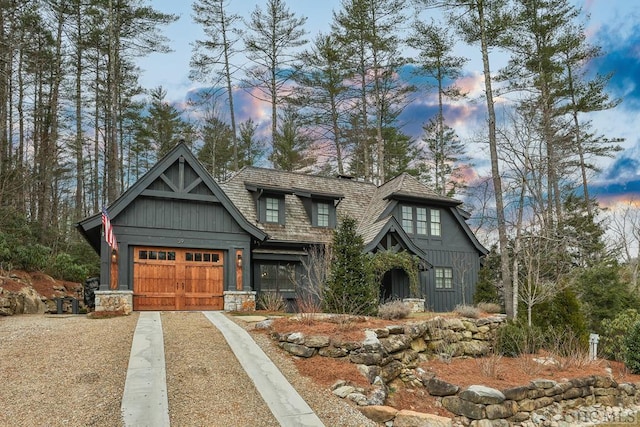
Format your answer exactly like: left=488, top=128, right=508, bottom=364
left=191, top=0, right=242, bottom=171
left=243, top=0, right=307, bottom=150
left=270, top=105, right=315, bottom=172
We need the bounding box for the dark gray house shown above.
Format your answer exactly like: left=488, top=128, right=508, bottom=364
left=77, top=142, right=487, bottom=313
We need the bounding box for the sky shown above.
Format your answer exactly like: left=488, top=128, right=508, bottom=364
left=135, top=0, right=640, bottom=210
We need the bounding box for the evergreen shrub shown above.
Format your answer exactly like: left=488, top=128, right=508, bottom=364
left=624, top=321, right=640, bottom=374
left=601, top=309, right=640, bottom=361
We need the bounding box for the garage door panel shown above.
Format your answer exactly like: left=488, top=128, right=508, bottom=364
left=133, top=247, right=224, bottom=311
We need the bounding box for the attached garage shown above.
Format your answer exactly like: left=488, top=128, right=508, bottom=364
left=133, top=247, right=224, bottom=311
left=76, top=143, right=267, bottom=313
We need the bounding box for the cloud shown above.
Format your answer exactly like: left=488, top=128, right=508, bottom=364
left=590, top=19, right=640, bottom=109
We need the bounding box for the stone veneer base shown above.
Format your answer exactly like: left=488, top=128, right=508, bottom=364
left=223, top=291, right=257, bottom=311
left=94, top=290, right=133, bottom=315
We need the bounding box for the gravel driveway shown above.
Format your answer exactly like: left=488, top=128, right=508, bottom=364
left=0, top=313, right=375, bottom=427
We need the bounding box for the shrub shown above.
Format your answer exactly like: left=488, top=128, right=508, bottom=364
left=477, top=302, right=501, bottom=314
left=378, top=299, right=411, bottom=320
left=624, top=321, right=640, bottom=374
left=324, top=217, right=378, bottom=316
left=48, top=253, right=89, bottom=282
left=532, top=287, right=588, bottom=345
left=496, top=321, right=543, bottom=357
left=454, top=304, right=480, bottom=319
left=257, top=292, right=286, bottom=312
left=14, top=244, right=51, bottom=271
left=601, top=309, right=640, bottom=361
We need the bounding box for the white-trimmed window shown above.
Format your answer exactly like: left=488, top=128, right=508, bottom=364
left=430, top=209, right=441, bottom=236
left=265, top=197, right=279, bottom=223
left=416, top=207, right=428, bottom=235
left=317, top=202, right=330, bottom=227
left=435, top=267, right=453, bottom=289
left=401, top=206, right=413, bottom=234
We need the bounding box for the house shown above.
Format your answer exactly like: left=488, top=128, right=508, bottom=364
left=76, top=142, right=487, bottom=313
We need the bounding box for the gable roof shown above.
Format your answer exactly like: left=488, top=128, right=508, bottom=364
left=76, top=142, right=267, bottom=252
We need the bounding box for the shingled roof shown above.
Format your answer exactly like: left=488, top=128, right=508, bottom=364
left=220, top=167, right=465, bottom=250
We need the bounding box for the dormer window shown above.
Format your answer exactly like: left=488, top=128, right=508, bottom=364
left=293, top=187, right=342, bottom=229
left=401, top=205, right=441, bottom=237
left=245, top=182, right=291, bottom=225
left=317, top=202, right=330, bottom=227
left=265, top=197, right=280, bottom=223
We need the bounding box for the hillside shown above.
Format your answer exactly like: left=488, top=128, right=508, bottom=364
left=0, top=270, right=84, bottom=315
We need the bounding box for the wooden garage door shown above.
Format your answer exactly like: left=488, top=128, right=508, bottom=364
left=133, top=247, right=224, bottom=311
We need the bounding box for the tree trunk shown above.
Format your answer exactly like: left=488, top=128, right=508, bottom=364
left=478, top=0, right=513, bottom=318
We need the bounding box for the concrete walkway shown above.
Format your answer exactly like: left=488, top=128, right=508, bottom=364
left=121, top=311, right=170, bottom=427
left=203, top=311, right=325, bottom=427
left=121, top=311, right=324, bottom=427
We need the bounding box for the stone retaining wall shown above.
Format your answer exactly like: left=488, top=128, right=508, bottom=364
left=271, top=315, right=507, bottom=378
left=94, top=290, right=132, bottom=314
left=269, top=316, right=640, bottom=425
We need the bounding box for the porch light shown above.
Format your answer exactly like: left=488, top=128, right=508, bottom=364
left=111, top=249, right=118, bottom=264
left=237, top=253, right=242, bottom=267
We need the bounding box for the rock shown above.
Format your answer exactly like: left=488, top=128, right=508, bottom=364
left=531, top=379, right=557, bottom=389
left=363, top=330, right=383, bottom=351
left=619, top=383, right=636, bottom=395
left=594, top=375, right=617, bottom=388
left=443, top=318, right=466, bottom=331
left=517, top=399, right=536, bottom=412
left=460, top=385, right=506, bottom=404
left=304, top=335, right=330, bottom=348
left=367, top=377, right=387, bottom=406
left=279, top=342, right=315, bottom=358
left=380, top=334, right=413, bottom=353
left=503, top=386, right=529, bottom=401
left=254, top=319, right=273, bottom=330
left=359, top=405, right=398, bottom=423
left=286, top=332, right=305, bottom=344
left=349, top=349, right=383, bottom=365
left=318, top=346, right=348, bottom=358
left=332, top=338, right=361, bottom=351
left=347, top=392, right=368, bottom=405
left=425, top=378, right=460, bottom=396
left=394, top=409, right=452, bottom=427
left=331, top=380, right=347, bottom=390
left=357, top=364, right=380, bottom=384
left=333, top=385, right=355, bottom=398
left=387, top=325, right=405, bottom=334
left=374, top=328, right=390, bottom=338
left=404, top=322, right=429, bottom=339
left=457, top=340, right=489, bottom=356
left=380, top=360, right=404, bottom=382
left=442, top=396, right=485, bottom=419
left=485, top=401, right=517, bottom=419
left=410, top=337, right=428, bottom=353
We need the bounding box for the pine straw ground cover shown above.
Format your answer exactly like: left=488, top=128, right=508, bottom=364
left=256, top=313, right=640, bottom=418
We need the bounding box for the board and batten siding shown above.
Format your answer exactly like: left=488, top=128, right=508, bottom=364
left=103, top=196, right=251, bottom=294
left=421, top=249, right=481, bottom=312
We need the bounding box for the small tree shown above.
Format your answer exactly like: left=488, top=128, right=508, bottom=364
left=324, top=216, right=378, bottom=316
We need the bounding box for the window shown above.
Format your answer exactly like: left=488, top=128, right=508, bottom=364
left=317, top=202, right=330, bottom=227
left=435, top=267, right=453, bottom=289
left=416, top=207, right=427, bottom=235
left=401, top=206, right=413, bottom=234
left=265, top=197, right=279, bottom=223
left=259, top=262, right=296, bottom=292
left=430, top=209, right=441, bottom=236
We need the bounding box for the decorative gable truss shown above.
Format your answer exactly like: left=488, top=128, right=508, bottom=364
left=143, top=156, right=219, bottom=203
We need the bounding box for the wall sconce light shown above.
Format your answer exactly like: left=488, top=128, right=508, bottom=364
left=237, top=253, right=242, bottom=268
left=111, top=249, right=118, bottom=264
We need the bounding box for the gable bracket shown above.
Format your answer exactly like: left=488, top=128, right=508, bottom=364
left=160, top=173, right=179, bottom=193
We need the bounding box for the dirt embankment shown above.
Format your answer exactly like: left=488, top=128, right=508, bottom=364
left=0, top=270, right=83, bottom=315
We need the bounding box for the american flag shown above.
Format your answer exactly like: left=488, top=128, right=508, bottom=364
left=101, top=207, right=118, bottom=251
